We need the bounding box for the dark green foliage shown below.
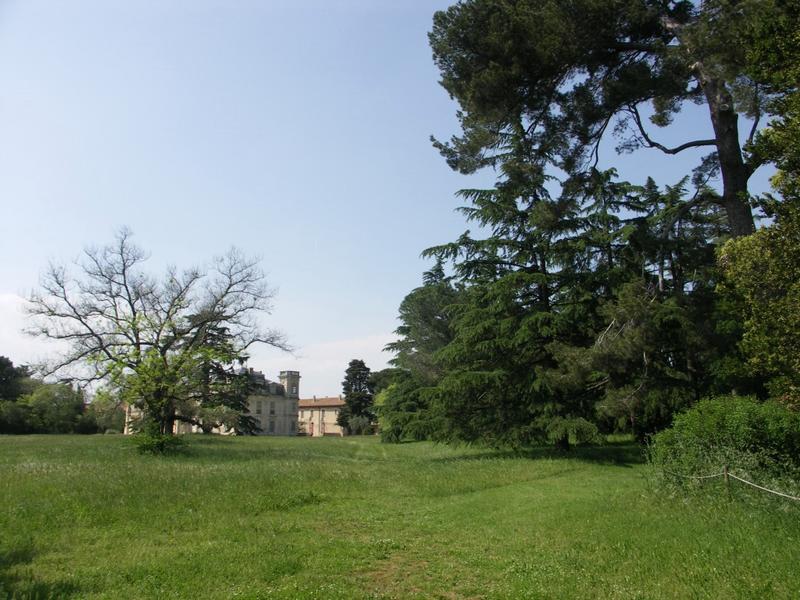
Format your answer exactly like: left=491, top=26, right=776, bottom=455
left=377, top=376, right=436, bottom=443
left=429, top=0, right=776, bottom=237
left=379, top=264, right=462, bottom=443
left=0, top=356, right=29, bottom=401
left=385, top=261, right=460, bottom=383
left=0, top=401, right=31, bottom=434
left=416, top=168, right=593, bottom=447
left=338, top=359, right=375, bottom=432
left=0, top=382, right=97, bottom=435
left=368, top=368, right=405, bottom=395
left=421, top=158, right=740, bottom=446
left=382, top=0, right=800, bottom=449
left=745, top=0, right=800, bottom=192
left=429, top=279, right=577, bottom=448
left=182, top=322, right=262, bottom=435
left=22, top=384, right=91, bottom=434
left=650, top=395, right=800, bottom=496
left=545, top=417, right=599, bottom=448
left=718, top=201, right=800, bottom=406
left=132, top=422, right=186, bottom=455
left=550, top=280, right=709, bottom=439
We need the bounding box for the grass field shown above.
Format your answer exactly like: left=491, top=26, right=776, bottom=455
left=1, top=435, right=798, bottom=599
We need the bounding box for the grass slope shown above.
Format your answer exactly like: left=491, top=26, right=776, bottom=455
left=0, top=435, right=798, bottom=599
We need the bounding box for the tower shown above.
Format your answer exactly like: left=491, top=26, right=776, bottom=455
left=279, top=370, right=300, bottom=399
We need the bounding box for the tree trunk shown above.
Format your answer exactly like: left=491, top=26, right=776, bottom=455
left=702, top=77, right=756, bottom=238
left=162, top=409, right=176, bottom=436
left=554, top=431, right=570, bottom=452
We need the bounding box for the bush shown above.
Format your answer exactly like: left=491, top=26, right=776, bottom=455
left=0, top=401, right=31, bottom=434
left=650, top=395, right=800, bottom=497
left=131, top=420, right=185, bottom=454
left=132, top=432, right=185, bottom=455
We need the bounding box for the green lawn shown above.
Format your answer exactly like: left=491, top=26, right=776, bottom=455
left=1, top=435, right=798, bottom=599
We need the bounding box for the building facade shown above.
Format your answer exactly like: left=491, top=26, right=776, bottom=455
left=245, top=369, right=300, bottom=435
left=298, top=395, right=346, bottom=437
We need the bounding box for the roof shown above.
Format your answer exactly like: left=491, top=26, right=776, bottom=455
left=237, top=367, right=287, bottom=396
left=299, top=396, right=346, bottom=408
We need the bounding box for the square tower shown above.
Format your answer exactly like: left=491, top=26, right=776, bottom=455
left=279, top=370, right=300, bottom=399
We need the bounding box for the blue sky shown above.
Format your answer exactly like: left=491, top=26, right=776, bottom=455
left=0, top=0, right=774, bottom=396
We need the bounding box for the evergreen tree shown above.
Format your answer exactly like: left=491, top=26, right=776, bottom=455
left=0, top=357, right=33, bottom=402
left=428, top=0, right=786, bottom=236
left=380, top=263, right=462, bottom=442
left=338, top=359, right=375, bottom=433
left=391, top=164, right=743, bottom=445
left=183, top=321, right=261, bottom=435
left=420, top=163, right=604, bottom=448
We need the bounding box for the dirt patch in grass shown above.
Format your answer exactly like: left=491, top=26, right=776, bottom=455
left=363, top=554, right=431, bottom=597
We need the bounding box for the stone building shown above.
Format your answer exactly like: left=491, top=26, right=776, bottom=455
left=298, top=395, right=346, bottom=437
left=245, top=369, right=300, bottom=435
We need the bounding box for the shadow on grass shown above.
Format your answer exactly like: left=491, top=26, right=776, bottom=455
left=135, top=434, right=646, bottom=468
left=432, top=440, right=646, bottom=468
left=171, top=435, right=375, bottom=464
left=0, top=541, right=81, bottom=599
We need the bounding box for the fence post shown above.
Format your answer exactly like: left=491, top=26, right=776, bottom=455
left=724, top=465, right=731, bottom=501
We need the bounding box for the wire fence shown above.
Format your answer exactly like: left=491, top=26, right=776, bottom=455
left=662, top=465, right=800, bottom=502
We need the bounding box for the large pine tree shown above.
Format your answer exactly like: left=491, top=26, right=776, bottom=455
left=338, top=359, right=375, bottom=432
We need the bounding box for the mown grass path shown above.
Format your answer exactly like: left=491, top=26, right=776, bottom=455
left=1, top=435, right=798, bottom=598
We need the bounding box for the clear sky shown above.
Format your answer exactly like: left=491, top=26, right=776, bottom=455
left=0, top=0, right=774, bottom=396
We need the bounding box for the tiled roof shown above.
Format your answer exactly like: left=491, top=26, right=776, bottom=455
left=299, top=396, right=345, bottom=408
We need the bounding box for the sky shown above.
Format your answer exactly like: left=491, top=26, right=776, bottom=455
left=0, top=0, right=775, bottom=397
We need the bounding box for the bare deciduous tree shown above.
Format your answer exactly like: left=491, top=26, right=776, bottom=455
left=27, top=228, right=289, bottom=434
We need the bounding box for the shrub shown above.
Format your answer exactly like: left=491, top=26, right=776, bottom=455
left=132, top=432, right=185, bottom=455
left=649, top=395, right=800, bottom=497
left=131, top=420, right=185, bottom=455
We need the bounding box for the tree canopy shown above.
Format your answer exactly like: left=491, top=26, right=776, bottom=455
left=429, top=0, right=789, bottom=237
left=381, top=0, right=797, bottom=449
left=0, top=356, right=32, bottom=402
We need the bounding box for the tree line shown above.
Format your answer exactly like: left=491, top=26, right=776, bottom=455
left=8, top=0, right=796, bottom=450
left=377, top=0, right=799, bottom=448
left=0, top=356, right=124, bottom=434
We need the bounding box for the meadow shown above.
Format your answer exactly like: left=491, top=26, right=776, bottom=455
left=1, top=435, right=798, bottom=599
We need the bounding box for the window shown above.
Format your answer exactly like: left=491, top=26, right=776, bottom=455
left=321, top=409, right=325, bottom=420
left=268, top=420, right=275, bottom=433
left=269, top=401, right=275, bottom=415
left=255, top=400, right=262, bottom=415
left=292, top=386, right=297, bottom=395
left=290, top=421, right=295, bottom=432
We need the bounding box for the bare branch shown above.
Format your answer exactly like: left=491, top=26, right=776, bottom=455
left=25, top=233, right=288, bottom=402
left=628, top=105, right=716, bottom=155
